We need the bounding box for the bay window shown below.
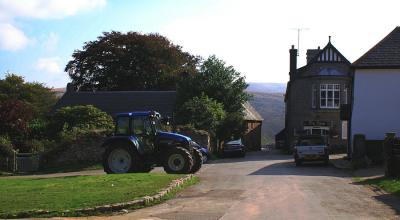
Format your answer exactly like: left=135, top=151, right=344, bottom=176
left=320, top=84, right=340, bottom=109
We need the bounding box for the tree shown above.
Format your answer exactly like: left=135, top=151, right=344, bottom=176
left=177, top=55, right=249, bottom=113
left=66, top=31, right=199, bottom=91
left=176, top=55, right=249, bottom=141
left=0, top=74, right=57, bottom=117
left=176, top=95, right=226, bottom=134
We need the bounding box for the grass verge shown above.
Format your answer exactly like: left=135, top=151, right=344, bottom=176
left=0, top=173, right=198, bottom=218
left=354, top=176, right=400, bottom=197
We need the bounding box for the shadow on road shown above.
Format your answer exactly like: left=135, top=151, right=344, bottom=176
left=210, top=150, right=292, bottom=164
left=248, top=161, right=351, bottom=177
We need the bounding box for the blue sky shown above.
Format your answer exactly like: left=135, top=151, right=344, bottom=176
left=1, top=0, right=400, bottom=87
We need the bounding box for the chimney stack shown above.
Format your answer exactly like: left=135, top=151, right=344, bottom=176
left=289, top=45, right=297, bottom=76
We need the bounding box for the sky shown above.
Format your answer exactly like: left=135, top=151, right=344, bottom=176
left=0, top=0, right=400, bottom=88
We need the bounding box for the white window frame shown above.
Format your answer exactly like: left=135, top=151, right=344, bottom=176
left=320, top=84, right=340, bottom=109
left=312, top=84, right=317, bottom=108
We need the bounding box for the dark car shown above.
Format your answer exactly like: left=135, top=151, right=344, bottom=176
left=221, top=139, right=246, bottom=157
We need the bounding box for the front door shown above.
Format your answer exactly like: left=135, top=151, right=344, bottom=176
left=132, top=116, right=155, bottom=154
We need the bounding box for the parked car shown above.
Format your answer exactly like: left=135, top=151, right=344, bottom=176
left=221, top=139, right=246, bottom=157
left=293, top=135, right=329, bottom=166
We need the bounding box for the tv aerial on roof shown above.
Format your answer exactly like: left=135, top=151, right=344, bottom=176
left=290, top=28, right=310, bottom=56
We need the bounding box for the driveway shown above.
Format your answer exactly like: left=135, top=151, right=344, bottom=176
left=80, top=150, right=400, bottom=220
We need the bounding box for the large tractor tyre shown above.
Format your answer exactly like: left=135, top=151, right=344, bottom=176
left=163, top=147, right=193, bottom=174
left=190, top=148, right=203, bottom=173
left=103, top=143, right=145, bottom=174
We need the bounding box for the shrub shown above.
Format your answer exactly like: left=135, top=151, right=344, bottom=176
left=49, top=105, right=114, bottom=136
left=0, top=136, right=14, bottom=157
left=0, top=99, right=34, bottom=139
left=28, top=118, right=50, bottom=139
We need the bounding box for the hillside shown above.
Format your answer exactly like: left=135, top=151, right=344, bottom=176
left=248, top=92, right=285, bottom=144
left=246, top=82, right=286, bottom=93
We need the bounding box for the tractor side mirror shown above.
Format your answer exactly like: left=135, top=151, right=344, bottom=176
left=162, top=116, right=171, bottom=125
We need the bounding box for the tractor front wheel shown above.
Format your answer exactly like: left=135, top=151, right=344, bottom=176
left=190, top=148, right=203, bottom=173
left=163, top=147, right=193, bottom=174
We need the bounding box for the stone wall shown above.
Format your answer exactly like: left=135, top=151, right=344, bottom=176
left=175, top=126, right=211, bottom=151
left=41, top=131, right=107, bottom=168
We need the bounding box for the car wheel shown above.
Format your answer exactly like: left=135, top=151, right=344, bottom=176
left=295, top=158, right=302, bottom=166
left=163, top=147, right=193, bottom=174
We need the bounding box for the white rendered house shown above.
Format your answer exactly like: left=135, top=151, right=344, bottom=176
left=350, top=27, right=400, bottom=153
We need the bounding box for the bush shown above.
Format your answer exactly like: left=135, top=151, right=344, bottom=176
left=0, top=136, right=14, bottom=157
left=28, top=118, right=49, bottom=139
left=49, top=105, right=114, bottom=136
left=0, top=99, right=34, bottom=139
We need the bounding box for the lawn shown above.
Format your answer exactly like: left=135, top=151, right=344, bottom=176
left=0, top=173, right=186, bottom=217
left=356, top=177, right=400, bottom=197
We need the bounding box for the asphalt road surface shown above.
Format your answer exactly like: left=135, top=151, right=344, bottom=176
left=75, top=150, right=400, bottom=220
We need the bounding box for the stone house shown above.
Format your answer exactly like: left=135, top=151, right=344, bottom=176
left=349, top=27, right=400, bottom=156
left=278, top=38, right=352, bottom=150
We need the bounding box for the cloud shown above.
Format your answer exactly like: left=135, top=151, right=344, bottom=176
left=0, top=0, right=106, bottom=19
left=42, top=32, right=59, bottom=51
left=0, top=23, right=29, bottom=51
left=36, top=57, right=62, bottom=73
left=0, top=0, right=106, bottom=51
left=35, top=56, right=70, bottom=87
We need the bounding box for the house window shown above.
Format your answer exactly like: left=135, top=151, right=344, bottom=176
left=343, top=87, right=348, bottom=104
left=320, top=84, right=340, bottom=109
left=312, top=84, right=317, bottom=108
left=341, top=121, right=348, bottom=140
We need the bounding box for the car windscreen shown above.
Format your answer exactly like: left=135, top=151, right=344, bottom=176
left=297, top=138, right=325, bottom=146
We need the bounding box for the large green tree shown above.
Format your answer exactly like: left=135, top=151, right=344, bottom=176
left=176, top=94, right=226, bottom=134
left=176, top=55, right=249, bottom=141
left=177, top=55, right=249, bottom=113
left=66, top=31, right=199, bottom=91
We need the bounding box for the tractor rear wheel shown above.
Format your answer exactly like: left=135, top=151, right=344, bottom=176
left=103, top=143, right=145, bottom=174
left=190, top=148, right=203, bottom=173
left=163, top=147, right=193, bottom=174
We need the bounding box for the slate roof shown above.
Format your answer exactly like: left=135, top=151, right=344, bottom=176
left=243, top=102, right=263, bottom=121
left=353, top=27, right=400, bottom=68
left=53, top=90, right=264, bottom=122
left=53, top=91, right=177, bottom=117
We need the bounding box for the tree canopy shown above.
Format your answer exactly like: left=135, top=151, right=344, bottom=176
left=66, top=31, right=199, bottom=91
left=0, top=74, right=57, bottom=117
left=176, top=94, right=226, bottom=134
left=176, top=55, right=249, bottom=141
left=177, top=55, right=249, bottom=113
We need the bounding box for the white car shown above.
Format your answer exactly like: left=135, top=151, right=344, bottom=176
left=293, top=135, right=329, bottom=166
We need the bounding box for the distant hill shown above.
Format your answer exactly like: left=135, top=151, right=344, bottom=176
left=248, top=92, right=285, bottom=144
left=246, top=82, right=286, bottom=93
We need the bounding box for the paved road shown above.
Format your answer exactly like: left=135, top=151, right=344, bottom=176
left=81, top=150, right=400, bottom=220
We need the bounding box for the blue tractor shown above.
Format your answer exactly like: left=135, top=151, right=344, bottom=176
left=102, top=111, right=203, bottom=174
